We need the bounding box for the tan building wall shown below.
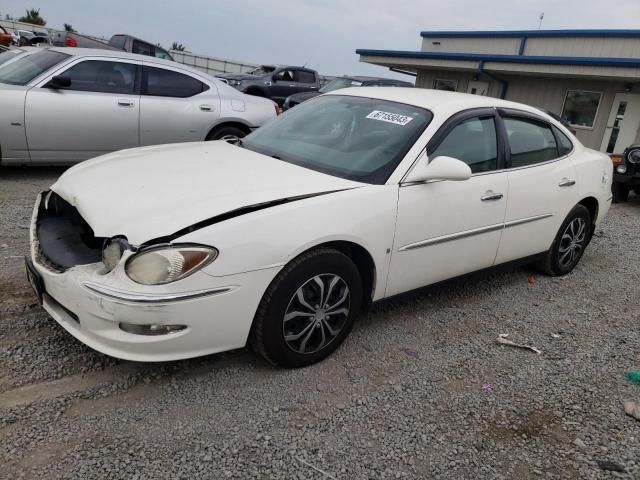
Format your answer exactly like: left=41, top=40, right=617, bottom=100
left=416, top=69, right=640, bottom=150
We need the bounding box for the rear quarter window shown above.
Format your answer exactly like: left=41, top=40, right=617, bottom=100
left=143, top=66, right=209, bottom=98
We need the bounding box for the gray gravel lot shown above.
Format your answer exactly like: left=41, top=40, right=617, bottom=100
left=1, top=167, right=639, bottom=480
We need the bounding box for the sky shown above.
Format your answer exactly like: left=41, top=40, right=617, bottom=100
left=2, top=0, right=640, bottom=79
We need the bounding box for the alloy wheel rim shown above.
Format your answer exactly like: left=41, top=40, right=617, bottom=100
left=283, top=274, right=350, bottom=355
left=220, top=134, right=240, bottom=143
left=558, top=217, right=587, bottom=268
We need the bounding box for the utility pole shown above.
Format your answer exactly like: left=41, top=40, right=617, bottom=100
left=538, top=12, right=545, bottom=30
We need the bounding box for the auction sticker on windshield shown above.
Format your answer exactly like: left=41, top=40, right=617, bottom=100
left=366, top=110, right=414, bottom=126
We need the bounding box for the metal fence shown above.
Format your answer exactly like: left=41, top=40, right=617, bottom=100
left=169, top=50, right=259, bottom=75
left=1, top=20, right=332, bottom=84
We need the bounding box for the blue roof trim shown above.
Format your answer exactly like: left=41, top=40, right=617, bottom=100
left=355, top=49, right=640, bottom=68
left=420, top=29, right=640, bottom=38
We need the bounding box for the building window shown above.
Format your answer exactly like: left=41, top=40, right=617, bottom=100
left=433, top=79, right=457, bottom=92
left=561, top=90, right=602, bottom=129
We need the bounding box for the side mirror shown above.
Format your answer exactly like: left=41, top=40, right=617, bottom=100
left=404, top=155, right=472, bottom=183
left=46, top=75, right=71, bottom=89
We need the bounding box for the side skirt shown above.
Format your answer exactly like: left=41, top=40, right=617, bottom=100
left=370, top=252, right=547, bottom=309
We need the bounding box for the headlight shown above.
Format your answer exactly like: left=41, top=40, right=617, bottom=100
left=628, top=149, right=640, bottom=164
left=230, top=79, right=242, bottom=86
left=125, top=245, right=218, bottom=285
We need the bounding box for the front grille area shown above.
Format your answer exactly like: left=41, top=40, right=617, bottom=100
left=36, top=192, right=104, bottom=271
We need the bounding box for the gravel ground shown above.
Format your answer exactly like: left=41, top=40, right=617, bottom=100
left=1, top=167, right=639, bottom=480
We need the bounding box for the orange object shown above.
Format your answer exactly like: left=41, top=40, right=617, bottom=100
left=0, top=26, right=12, bottom=47
left=528, top=275, right=537, bottom=285
left=610, top=155, right=623, bottom=165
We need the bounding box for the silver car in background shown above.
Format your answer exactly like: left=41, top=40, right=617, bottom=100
left=0, top=48, right=278, bottom=165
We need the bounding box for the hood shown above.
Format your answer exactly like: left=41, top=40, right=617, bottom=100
left=51, top=142, right=363, bottom=245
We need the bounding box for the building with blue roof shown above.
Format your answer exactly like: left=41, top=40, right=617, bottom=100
left=357, top=30, right=640, bottom=153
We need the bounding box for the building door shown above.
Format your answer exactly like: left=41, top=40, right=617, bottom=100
left=600, top=93, right=640, bottom=154
left=467, top=81, right=489, bottom=96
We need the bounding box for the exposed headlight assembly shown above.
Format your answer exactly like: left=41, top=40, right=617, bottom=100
left=102, top=238, right=130, bottom=272
left=125, top=245, right=218, bottom=285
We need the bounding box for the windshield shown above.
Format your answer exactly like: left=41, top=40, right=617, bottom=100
left=242, top=95, right=432, bottom=184
left=0, top=50, right=69, bottom=85
left=0, top=49, right=25, bottom=67
left=247, top=65, right=275, bottom=76
left=319, top=78, right=363, bottom=93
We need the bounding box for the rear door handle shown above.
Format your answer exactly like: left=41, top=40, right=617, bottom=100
left=481, top=191, right=504, bottom=201
left=117, top=99, right=134, bottom=107
left=559, top=178, right=576, bottom=187
left=199, top=105, right=214, bottom=112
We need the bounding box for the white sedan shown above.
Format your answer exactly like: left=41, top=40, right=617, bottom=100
left=27, top=88, right=612, bottom=367
left=0, top=48, right=277, bottom=165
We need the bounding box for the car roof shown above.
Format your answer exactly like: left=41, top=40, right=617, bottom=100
left=48, top=46, right=210, bottom=77
left=329, top=87, right=553, bottom=118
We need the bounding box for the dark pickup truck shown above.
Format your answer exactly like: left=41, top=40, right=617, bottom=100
left=52, top=32, right=173, bottom=61
left=217, top=65, right=320, bottom=106
left=612, top=144, right=640, bottom=202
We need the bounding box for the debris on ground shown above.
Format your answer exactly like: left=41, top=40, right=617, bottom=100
left=597, top=460, right=626, bottom=473
left=627, top=370, right=640, bottom=385
left=482, top=383, right=494, bottom=391
left=527, top=275, right=537, bottom=285
left=496, top=334, right=542, bottom=354
left=624, top=400, right=640, bottom=421
left=551, top=333, right=561, bottom=339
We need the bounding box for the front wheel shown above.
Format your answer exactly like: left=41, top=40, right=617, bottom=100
left=251, top=248, right=362, bottom=368
left=537, top=204, right=591, bottom=276
left=205, top=125, right=247, bottom=143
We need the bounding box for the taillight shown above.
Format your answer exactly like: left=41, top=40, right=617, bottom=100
left=65, top=37, right=77, bottom=47
left=273, top=102, right=281, bottom=116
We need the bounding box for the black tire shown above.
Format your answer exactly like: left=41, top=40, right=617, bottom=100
left=633, top=187, right=640, bottom=196
left=537, top=204, right=591, bottom=276
left=612, top=183, right=630, bottom=203
left=252, top=248, right=362, bottom=368
left=205, top=125, right=247, bottom=142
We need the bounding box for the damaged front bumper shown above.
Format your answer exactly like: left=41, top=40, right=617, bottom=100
left=28, top=191, right=278, bottom=362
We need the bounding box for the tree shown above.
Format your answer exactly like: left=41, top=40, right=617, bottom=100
left=171, top=42, right=186, bottom=51
left=63, top=23, right=75, bottom=32
left=18, top=8, right=46, bottom=26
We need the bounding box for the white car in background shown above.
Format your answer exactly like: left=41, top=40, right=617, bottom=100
left=26, top=89, right=612, bottom=367
left=0, top=48, right=278, bottom=165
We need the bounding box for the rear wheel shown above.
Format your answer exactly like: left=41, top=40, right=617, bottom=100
left=252, top=248, right=362, bottom=368
left=205, top=125, right=247, bottom=143
left=537, top=204, right=591, bottom=276
left=612, top=183, right=630, bottom=203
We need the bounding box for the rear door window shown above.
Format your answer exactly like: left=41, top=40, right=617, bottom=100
left=132, top=39, right=153, bottom=57
left=504, top=117, right=559, bottom=167
left=109, top=35, right=126, bottom=50
left=143, top=66, right=208, bottom=98
left=61, top=60, right=138, bottom=94
left=296, top=70, right=316, bottom=84
left=431, top=116, right=499, bottom=173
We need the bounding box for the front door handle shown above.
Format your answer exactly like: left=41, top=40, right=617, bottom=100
left=481, top=191, right=504, bottom=201
left=199, top=105, right=214, bottom=112
left=117, top=99, right=134, bottom=107
left=559, top=178, right=576, bottom=187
